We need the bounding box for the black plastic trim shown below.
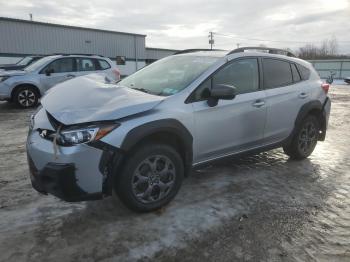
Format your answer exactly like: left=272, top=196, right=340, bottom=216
left=294, top=100, right=322, bottom=129
left=121, top=119, right=193, bottom=173
left=227, top=46, right=296, bottom=57
left=193, top=139, right=287, bottom=169
left=88, top=140, right=124, bottom=196
left=28, top=155, right=102, bottom=202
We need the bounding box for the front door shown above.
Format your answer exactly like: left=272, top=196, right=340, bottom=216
left=39, top=58, right=76, bottom=91
left=191, top=58, right=267, bottom=164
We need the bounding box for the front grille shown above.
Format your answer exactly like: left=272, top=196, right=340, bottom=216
left=37, top=128, right=56, bottom=142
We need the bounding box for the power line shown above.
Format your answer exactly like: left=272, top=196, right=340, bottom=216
left=213, top=32, right=350, bottom=44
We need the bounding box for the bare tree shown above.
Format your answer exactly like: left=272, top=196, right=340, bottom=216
left=328, top=36, right=338, bottom=56
left=298, top=37, right=339, bottom=59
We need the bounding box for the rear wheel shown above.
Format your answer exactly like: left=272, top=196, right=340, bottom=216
left=115, top=143, right=184, bottom=212
left=283, top=115, right=319, bottom=159
left=14, top=86, right=39, bottom=108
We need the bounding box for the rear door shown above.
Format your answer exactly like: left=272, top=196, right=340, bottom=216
left=262, top=58, right=310, bottom=143
left=191, top=58, right=267, bottom=164
left=39, top=58, right=76, bottom=90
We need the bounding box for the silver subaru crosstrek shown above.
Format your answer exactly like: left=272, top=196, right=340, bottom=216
left=0, top=54, right=119, bottom=108
left=26, top=47, right=331, bottom=212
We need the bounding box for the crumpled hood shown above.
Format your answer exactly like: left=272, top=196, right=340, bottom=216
left=0, top=70, right=27, bottom=76
left=41, top=74, right=165, bottom=125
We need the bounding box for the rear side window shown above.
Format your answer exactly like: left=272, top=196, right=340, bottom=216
left=77, top=58, right=97, bottom=71
left=212, top=58, right=259, bottom=94
left=263, top=59, right=293, bottom=89
left=291, top=64, right=301, bottom=82
left=98, top=59, right=111, bottom=70
left=296, top=64, right=311, bottom=80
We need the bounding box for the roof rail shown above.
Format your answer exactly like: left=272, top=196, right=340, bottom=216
left=173, top=49, right=224, bottom=55
left=51, top=53, right=105, bottom=57
left=227, top=47, right=296, bottom=57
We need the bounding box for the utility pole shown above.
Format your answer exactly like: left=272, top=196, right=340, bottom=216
left=29, top=13, right=33, bottom=21
left=236, top=43, right=240, bottom=48
left=208, top=32, right=214, bottom=50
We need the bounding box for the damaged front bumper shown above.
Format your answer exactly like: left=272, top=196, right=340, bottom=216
left=26, top=109, right=122, bottom=202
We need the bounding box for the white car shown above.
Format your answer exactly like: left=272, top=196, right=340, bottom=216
left=0, top=54, right=120, bottom=108
left=27, top=47, right=331, bottom=212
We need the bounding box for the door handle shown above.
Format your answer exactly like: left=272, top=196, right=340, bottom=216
left=252, top=100, right=265, bottom=108
left=66, top=74, right=75, bottom=78
left=299, top=92, right=308, bottom=99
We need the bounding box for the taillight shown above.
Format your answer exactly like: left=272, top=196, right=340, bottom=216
left=321, top=83, right=330, bottom=94
left=113, top=68, right=121, bottom=81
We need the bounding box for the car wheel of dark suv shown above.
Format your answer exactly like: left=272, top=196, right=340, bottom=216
left=283, top=115, right=319, bottom=160
left=115, top=143, right=184, bottom=212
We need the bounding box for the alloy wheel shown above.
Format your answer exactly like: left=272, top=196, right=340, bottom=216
left=18, top=89, right=36, bottom=107
left=298, top=121, right=318, bottom=154
left=131, top=155, right=176, bottom=204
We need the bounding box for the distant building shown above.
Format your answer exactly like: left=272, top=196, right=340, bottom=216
left=145, top=47, right=179, bottom=65
left=308, top=59, right=350, bottom=79
left=0, top=17, right=178, bottom=76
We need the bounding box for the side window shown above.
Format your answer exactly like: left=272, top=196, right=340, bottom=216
left=192, top=78, right=211, bottom=102
left=212, top=58, right=259, bottom=94
left=98, top=59, right=111, bottom=70
left=43, top=58, right=74, bottom=74
left=291, top=63, right=301, bottom=82
left=296, top=64, right=311, bottom=80
left=77, top=58, right=97, bottom=71
left=263, top=59, right=293, bottom=89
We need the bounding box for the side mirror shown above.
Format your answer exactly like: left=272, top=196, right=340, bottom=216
left=45, top=68, right=54, bottom=76
left=207, top=84, right=237, bottom=107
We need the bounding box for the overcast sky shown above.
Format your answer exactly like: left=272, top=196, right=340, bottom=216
left=1, top=0, right=350, bottom=53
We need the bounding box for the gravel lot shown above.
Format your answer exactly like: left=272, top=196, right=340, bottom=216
left=0, top=85, right=349, bottom=262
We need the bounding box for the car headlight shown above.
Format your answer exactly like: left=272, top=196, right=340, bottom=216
left=58, top=123, right=119, bottom=146
left=0, top=76, right=10, bottom=82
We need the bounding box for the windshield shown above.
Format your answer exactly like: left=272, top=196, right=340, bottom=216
left=17, top=57, right=33, bottom=66
left=118, top=55, right=219, bottom=96
left=25, top=56, right=53, bottom=72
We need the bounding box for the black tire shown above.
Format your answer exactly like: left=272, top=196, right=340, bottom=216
left=283, top=115, right=319, bottom=160
left=114, top=143, right=184, bottom=212
left=13, top=86, right=39, bottom=108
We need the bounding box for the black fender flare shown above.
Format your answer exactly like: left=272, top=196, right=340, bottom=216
left=287, top=99, right=326, bottom=144
left=121, top=118, right=193, bottom=170
left=92, top=119, right=193, bottom=195
left=294, top=100, right=322, bottom=128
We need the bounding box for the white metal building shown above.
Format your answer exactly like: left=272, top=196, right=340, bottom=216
left=0, top=17, right=178, bottom=76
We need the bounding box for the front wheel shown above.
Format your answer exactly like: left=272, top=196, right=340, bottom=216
left=14, top=86, right=39, bottom=108
left=115, top=144, right=184, bottom=212
left=283, top=115, right=319, bottom=160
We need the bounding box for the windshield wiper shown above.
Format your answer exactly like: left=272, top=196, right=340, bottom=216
left=132, top=87, right=150, bottom=94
